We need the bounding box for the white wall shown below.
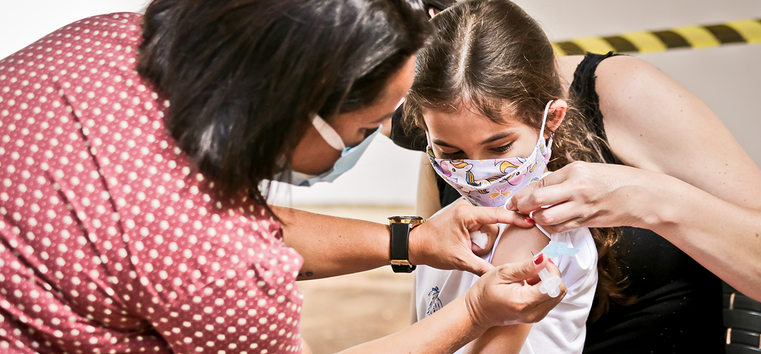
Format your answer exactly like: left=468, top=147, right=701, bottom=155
left=3, top=0, right=760, bottom=207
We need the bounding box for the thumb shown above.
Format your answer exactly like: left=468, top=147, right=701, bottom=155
left=498, top=253, right=547, bottom=283
left=460, top=253, right=495, bottom=276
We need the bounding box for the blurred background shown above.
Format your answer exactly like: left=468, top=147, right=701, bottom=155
left=3, top=0, right=759, bottom=352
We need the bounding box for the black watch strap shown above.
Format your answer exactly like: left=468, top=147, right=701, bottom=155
left=390, top=223, right=416, bottom=273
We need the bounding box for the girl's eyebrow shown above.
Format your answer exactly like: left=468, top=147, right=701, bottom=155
left=433, top=132, right=514, bottom=148
left=432, top=138, right=456, bottom=148
left=480, top=131, right=513, bottom=145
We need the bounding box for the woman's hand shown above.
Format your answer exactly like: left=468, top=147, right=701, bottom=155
left=465, top=255, right=566, bottom=328
left=506, top=161, right=657, bottom=233
left=410, top=199, right=536, bottom=276
left=336, top=255, right=564, bottom=354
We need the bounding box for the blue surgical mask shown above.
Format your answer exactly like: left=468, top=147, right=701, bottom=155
left=279, top=114, right=381, bottom=187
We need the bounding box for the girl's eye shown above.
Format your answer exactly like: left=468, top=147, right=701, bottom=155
left=493, top=143, right=513, bottom=153
left=440, top=150, right=464, bottom=159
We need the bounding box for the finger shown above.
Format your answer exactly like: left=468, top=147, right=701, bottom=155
left=498, top=254, right=547, bottom=283
left=531, top=208, right=588, bottom=234
left=506, top=173, right=573, bottom=213
left=461, top=253, right=495, bottom=276
left=536, top=261, right=568, bottom=300
left=506, top=170, right=568, bottom=210
left=529, top=202, right=580, bottom=227
left=544, top=260, right=562, bottom=277
left=526, top=258, right=567, bottom=301
left=524, top=253, right=550, bottom=285
left=467, top=206, right=536, bottom=229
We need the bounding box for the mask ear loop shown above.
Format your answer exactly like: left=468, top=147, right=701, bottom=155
left=539, top=100, right=555, bottom=148
left=311, top=114, right=346, bottom=152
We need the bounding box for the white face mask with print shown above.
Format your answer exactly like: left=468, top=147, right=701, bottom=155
left=427, top=100, right=555, bottom=208
left=278, top=114, right=381, bottom=187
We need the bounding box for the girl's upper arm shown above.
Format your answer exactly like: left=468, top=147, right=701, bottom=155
left=464, top=226, right=549, bottom=354
left=595, top=55, right=761, bottom=209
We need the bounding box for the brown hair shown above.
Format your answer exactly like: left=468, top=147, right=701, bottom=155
left=137, top=0, right=430, bottom=217
left=403, top=0, right=631, bottom=321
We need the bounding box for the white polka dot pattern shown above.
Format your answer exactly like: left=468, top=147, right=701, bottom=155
left=0, top=13, right=304, bottom=353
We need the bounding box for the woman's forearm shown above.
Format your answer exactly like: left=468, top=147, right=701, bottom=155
left=273, top=205, right=391, bottom=280
left=338, top=294, right=483, bottom=354
left=639, top=171, right=761, bottom=300
left=275, top=201, right=538, bottom=280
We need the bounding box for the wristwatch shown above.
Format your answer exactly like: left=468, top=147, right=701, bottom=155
left=388, top=216, right=425, bottom=273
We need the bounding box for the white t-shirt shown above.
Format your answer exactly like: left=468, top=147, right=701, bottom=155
left=415, top=203, right=598, bottom=354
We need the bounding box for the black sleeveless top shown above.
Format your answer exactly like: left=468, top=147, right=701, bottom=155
left=391, top=53, right=725, bottom=353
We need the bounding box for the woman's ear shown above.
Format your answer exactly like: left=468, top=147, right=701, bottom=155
left=545, top=99, right=567, bottom=138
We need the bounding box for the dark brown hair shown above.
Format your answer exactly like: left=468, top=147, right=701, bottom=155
left=404, top=0, right=630, bottom=321
left=137, top=0, right=430, bottom=216
left=423, top=0, right=457, bottom=12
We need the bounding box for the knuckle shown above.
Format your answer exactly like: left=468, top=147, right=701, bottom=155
left=536, top=176, right=550, bottom=189
left=453, top=256, right=468, bottom=270
left=524, top=312, right=541, bottom=323
left=535, top=210, right=551, bottom=225
left=526, top=193, right=543, bottom=207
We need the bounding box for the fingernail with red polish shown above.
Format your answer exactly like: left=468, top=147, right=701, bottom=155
left=548, top=258, right=555, bottom=265
left=525, top=216, right=535, bottom=224
left=533, top=253, right=544, bottom=265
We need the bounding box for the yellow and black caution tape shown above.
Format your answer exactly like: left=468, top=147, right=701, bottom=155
left=552, top=18, right=761, bottom=56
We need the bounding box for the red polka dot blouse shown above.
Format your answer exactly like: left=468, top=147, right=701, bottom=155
left=0, top=13, right=304, bottom=353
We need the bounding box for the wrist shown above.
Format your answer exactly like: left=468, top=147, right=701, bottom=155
left=637, top=172, right=687, bottom=231
left=629, top=169, right=680, bottom=230
left=388, top=216, right=424, bottom=273
left=408, top=226, right=422, bottom=266
left=461, top=285, right=491, bottom=332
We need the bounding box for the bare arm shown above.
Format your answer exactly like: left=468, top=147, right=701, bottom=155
left=273, top=206, right=391, bottom=279
left=463, top=225, right=549, bottom=354
left=337, top=257, right=565, bottom=354
left=275, top=200, right=534, bottom=280
left=510, top=56, right=761, bottom=299
left=410, top=275, right=418, bottom=324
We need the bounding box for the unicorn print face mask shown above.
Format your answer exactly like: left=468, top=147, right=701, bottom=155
left=427, top=100, right=555, bottom=208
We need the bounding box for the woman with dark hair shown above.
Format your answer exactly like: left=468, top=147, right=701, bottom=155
left=399, top=0, right=761, bottom=353
left=0, top=0, right=565, bottom=352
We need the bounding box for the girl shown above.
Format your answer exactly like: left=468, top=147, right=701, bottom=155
left=403, top=0, right=626, bottom=352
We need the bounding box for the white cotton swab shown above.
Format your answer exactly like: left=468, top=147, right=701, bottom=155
left=470, top=230, right=488, bottom=249
left=538, top=268, right=562, bottom=298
